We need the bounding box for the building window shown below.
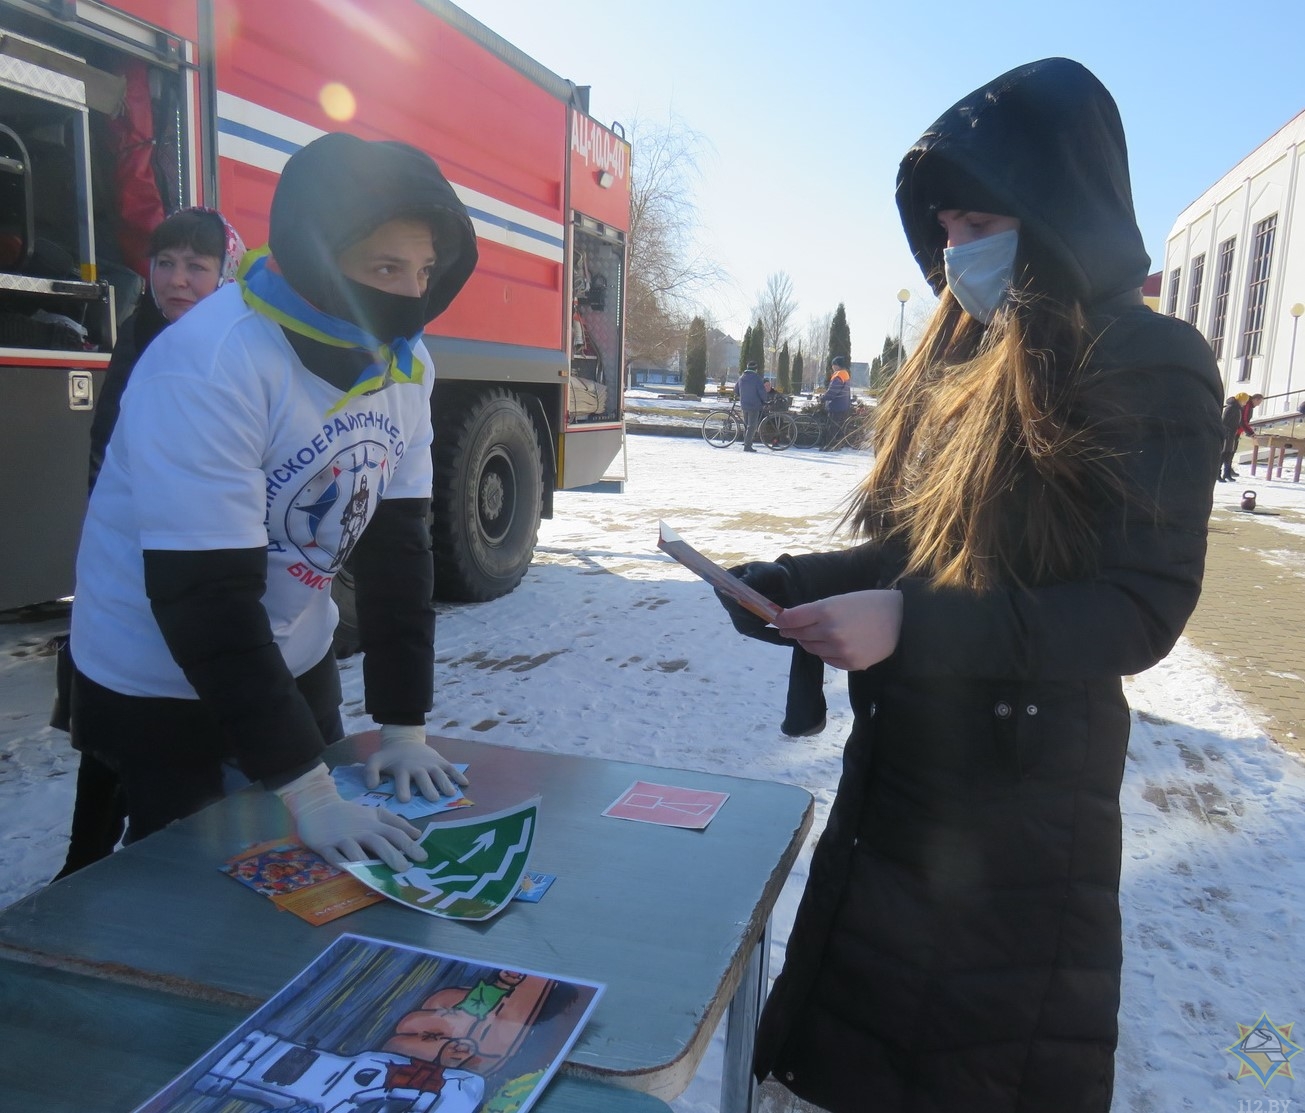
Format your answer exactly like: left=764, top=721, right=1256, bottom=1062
left=1209, top=237, right=1236, bottom=360
left=1185, top=253, right=1205, bottom=326
left=1166, top=268, right=1182, bottom=316
left=1237, top=214, right=1277, bottom=380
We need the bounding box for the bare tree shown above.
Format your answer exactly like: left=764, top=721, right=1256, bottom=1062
left=753, top=271, right=798, bottom=371
left=624, top=114, right=723, bottom=371
left=803, top=312, right=833, bottom=391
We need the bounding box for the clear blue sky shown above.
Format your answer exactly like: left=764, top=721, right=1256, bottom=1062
left=455, top=0, right=1303, bottom=360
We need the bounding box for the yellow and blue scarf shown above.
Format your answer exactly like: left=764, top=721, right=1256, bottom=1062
left=237, top=246, right=423, bottom=415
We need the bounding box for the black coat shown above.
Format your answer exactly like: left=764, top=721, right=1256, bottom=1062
left=753, top=59, right=1224, bottom=1113
left=87, top=294, right=168, bottom=491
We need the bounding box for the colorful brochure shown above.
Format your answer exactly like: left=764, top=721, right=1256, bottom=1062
left=332, top=761, right=474, bottom=820
left=220, top=839, right=382, bottom=925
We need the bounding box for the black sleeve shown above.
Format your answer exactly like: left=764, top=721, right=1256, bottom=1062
left=143, top=547, right=326, bottom=783
left=781, top=542, right=887, bottom=602
left=88, top=328, right=139, bottom=492
left=351, top=497, right=435, bottom=725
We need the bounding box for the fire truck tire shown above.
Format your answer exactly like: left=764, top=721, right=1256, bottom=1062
left=431, top=389, right=543, bottom=602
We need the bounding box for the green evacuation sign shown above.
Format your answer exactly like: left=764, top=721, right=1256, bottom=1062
left=344, top=796, right=539, bottom=921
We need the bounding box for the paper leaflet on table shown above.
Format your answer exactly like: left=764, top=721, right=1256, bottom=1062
left=332, top=761, right=473, bottom=819
left=603, top=780, right=730, bottom=830
left=657, top=520, right=783, bottom=622
left=220, top=839, right=383, bottom=925
left=514, top=870, right=556, bottom=903
left=343, top=797, right=540, bottom=921
left=132, top=932, right=603, bottom=1113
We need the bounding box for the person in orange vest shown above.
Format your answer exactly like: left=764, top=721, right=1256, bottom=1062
left=822, top=357, right=853, bottom=448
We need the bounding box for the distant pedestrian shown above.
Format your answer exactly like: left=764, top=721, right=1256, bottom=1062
left=737, top=360, right=767, bottom=452
left=1220, top=391, right=1263, bottom=481
left=822, top=356, right=852, bottom=448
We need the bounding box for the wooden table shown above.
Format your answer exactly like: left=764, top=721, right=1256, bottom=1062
left=1250, top=433, right=1304, bottom=482
left=0, top=733, right=813, bottom=1111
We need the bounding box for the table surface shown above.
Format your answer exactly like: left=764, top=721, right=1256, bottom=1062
left=0, top=957, right=673, bottom=1112
left=0, top=733, right=812, bottom=1101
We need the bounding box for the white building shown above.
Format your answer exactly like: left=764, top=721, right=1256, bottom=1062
left=1161, top=110, right=1305, bottom=417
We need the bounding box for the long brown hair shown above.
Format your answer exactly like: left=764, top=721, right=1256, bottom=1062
left=848, top=285, right=1116, bottom=592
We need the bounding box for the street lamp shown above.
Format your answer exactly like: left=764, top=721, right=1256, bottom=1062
left=1287, top=302, right=1305, bottom=410
left=896, top=289, right=911, bottom=378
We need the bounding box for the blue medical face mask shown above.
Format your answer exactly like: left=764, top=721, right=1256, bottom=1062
left=943, top=227, right=1019, bottom=324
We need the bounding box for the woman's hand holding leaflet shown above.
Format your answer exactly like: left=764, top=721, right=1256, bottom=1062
left=773, top=589, right=903, bottom=672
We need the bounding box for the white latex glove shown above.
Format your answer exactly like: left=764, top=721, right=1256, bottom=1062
left=364, top=724, right=470, bottom=803
left=274, top=763, right=425, bottom=871
left=772, top=589, right=904, bottom=672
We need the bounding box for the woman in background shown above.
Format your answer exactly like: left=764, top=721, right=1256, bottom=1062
left=55, top=207, right=244, bottom=878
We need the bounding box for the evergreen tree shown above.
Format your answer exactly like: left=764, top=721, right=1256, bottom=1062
left=828, top=303, right=852, bottom=367
left=792, top=349, right=805, bottom=394
left=749, top=320, right=766, bottom=373
left=739, top=325, right=753, bottom=373
left=684, top=316, right=707, bottom=396
left=869, top=333, right=906, bottom=391
left=777, top=341, right=791, bottom=394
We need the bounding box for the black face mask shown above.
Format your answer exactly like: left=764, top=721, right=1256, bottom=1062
left=321, top=275, right=427, bottom=343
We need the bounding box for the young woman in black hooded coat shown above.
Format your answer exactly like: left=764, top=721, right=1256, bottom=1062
left=717, top=58, right=1222, bottom=1112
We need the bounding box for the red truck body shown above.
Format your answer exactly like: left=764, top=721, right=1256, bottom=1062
left=0, top=0, right=629, bottom=610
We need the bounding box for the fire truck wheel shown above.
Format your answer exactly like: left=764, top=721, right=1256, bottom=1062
left=432, top=389, right=543, bottom=602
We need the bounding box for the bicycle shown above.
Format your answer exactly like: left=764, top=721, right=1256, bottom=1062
left=701, top=399, right=797, bottom=450
left=789, top=401, right=864, bottom=450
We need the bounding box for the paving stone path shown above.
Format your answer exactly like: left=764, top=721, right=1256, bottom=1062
left=1182, top=485, right=1305, bottom=758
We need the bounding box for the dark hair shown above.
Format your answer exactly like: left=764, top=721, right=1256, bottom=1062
left=831, top=355, right=849, bottom=370
left=148, top=210, right=225, bottom=261
left=745, top=360, right=758, bottom=369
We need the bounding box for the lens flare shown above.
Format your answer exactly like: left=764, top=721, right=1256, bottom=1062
left=319, top=82, right=357, bottom=122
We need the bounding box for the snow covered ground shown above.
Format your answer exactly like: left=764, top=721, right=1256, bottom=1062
left=2, top=433, right=1304, bottom=1111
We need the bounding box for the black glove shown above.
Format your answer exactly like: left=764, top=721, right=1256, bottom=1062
left=714, top=560, right=794, bottom=645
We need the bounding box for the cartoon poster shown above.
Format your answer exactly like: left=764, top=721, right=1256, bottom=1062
left=343, top=798, right=539, bottom=921
left=657, top=521, right=783, bottom=622
left=133, top=933, right=604, bottom=1113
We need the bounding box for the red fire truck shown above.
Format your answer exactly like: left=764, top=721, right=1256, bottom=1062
left=0, top=0, right=628, bottom=613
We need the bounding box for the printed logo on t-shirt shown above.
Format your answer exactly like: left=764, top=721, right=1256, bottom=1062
left=284, top=440, right=391, bottom=572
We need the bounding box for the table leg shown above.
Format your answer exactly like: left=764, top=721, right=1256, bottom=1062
left=1251, top=442, right=1262, bottom=476
left=722, top=917, right=771, bottom=1113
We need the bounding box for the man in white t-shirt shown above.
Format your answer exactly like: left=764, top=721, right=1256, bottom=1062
left=68, top=134, right=479, bottom=870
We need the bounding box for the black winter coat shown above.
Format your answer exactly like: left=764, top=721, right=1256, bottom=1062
left=752, top=59, right=1224, bottom=1113
left=87, top=294, right=168, bottom=491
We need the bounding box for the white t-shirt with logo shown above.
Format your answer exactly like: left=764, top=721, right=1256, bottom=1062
left=71, top=283, right=434, bottom=698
